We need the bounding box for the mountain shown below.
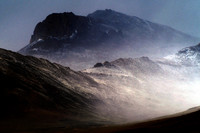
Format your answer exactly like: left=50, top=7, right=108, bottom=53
left=165, top=43, right=200, bottom=66
left=19, top=9, right=199, bottom=70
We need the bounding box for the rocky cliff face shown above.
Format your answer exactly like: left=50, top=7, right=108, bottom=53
left=30, top=12, right=89, bottom=43
left=19, top=9, right=199, bottom=70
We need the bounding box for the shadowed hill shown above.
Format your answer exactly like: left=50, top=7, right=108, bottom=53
left=0, top=48, right=111, bottom=132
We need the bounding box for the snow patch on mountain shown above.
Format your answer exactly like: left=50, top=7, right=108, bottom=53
left=164, top=44, right=200, bottom=66
left=20, top=38, right=44, bottom=53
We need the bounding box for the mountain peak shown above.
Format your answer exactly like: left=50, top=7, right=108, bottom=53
left=46, top=12, right=75, bottom=18
left=88, top=9, right=131, bottom=21
left=30, top=11, right=90, bottom=44
left=89, top=9, right=127, bottom=15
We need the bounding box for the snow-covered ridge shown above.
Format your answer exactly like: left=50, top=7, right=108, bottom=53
left=164, top=44, right=200, bottom=66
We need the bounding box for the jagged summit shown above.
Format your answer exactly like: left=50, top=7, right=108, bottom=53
left=93, top=61, right=116, bottom=68
left=91, top=56, right=162, bottom=75
left=30, top=12, right=90, bottom=43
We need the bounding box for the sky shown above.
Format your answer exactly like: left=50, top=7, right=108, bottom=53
left=1, top=0, right=200, bottom=51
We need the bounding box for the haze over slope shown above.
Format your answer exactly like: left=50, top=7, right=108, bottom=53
left=1, top=42, right=200, bottom=132
left=0, top=48, right=120, bottom=133
left=82, top=106, right=200, bottom=133
left=165, top=43, right=200, bottom=66
left=83, top=51, right=200, bottom=120
left=19, top=9, right=199, bottom=70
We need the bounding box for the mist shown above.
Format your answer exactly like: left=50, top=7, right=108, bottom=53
left=83, top=56, right=200, bottom=122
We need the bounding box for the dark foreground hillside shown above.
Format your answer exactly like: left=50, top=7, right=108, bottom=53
left=0, top=48, right=111, bottom=133
left=81, top=107, right=200, bottom=133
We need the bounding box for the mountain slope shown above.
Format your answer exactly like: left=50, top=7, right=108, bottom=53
left=0, top=48, right=114, bottom=132
left=88, top=9, right=194, bottom=42
left=83, top=53, right=200, bottom=121
left=80, top=106, right=200, bottom=133
left=19, top=9, right=199, bottom=70
left=2, top=48, right=178, bottom=132
left=2, top=45, right=200, bottom=132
